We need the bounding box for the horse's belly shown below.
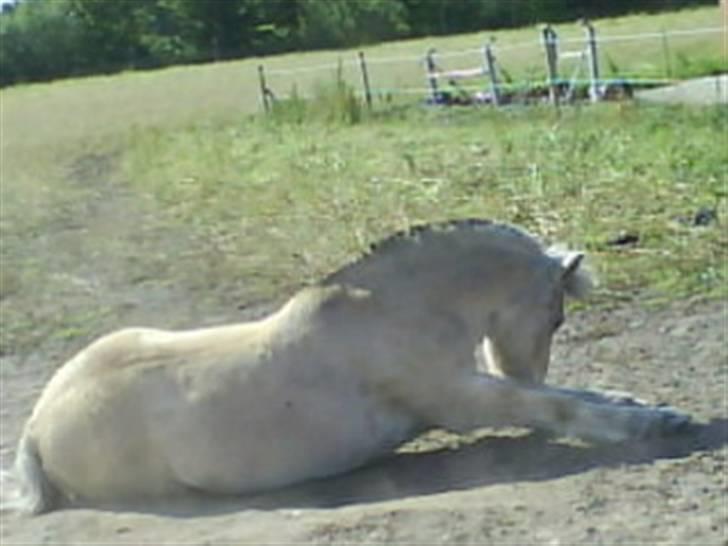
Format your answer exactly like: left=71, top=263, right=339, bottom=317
left=157, top=382, right=416, bottom=494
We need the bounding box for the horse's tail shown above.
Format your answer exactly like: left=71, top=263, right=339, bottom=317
left=1, top=433, right=59, bottom=515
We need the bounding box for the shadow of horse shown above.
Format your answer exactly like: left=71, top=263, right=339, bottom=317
left=101, top=417, right=727, bottom=518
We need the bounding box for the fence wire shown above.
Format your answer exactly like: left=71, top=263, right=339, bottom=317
left=258, top=25, right=725, bottom=103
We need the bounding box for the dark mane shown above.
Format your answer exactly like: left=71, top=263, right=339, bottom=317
left=322, top=218, right=540, bottom=285
left=367, top=218, right=493, bottom=255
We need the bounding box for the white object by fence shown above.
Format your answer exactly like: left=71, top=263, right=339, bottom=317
left=542, top=20, right=602, bottom=105
left=424, top=42, right=502, bottom=105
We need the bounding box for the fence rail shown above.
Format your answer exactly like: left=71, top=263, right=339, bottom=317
left=257, top=24, right=725, bottom=110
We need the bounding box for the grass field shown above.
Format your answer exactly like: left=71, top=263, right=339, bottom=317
left=0, top=7, right=723, bottom=157
left=123, top=103, right=727, bottom=301
left=0, top=6, right=726, bottom=354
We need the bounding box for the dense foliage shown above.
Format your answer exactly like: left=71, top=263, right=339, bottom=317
left=0, top=0, right=713, bottom=87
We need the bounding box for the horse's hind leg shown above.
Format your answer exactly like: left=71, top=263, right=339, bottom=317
left=421, top=374, right=690, bottom=443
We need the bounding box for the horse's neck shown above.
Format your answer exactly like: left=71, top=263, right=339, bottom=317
left=329, top=254, right=442, bottom=297
left=331, top=252, right=500, bottom=344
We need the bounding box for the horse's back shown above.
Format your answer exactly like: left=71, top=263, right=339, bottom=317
left=24, top=323, right=268, bottom=503
left=149, top=287, right=417, bottom=493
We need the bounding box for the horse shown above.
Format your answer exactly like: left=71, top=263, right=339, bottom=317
left=2, top=218, right=690, bottom=514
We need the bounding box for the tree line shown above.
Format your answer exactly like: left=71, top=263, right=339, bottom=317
left=0, top=0, right=711, bottom=87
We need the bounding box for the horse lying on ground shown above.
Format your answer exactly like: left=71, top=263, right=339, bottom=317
left=2, top=218, right=690, bottom=514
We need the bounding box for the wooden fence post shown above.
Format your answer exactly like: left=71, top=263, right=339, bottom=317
left=660, top=27, right=673, bottom=79
left=483, top=42, right=500, bottom=106
left=542, top=25, right=559, bottom=106
left=358, top=51, right=373, bottom=110
left=582, top=19, right=601, bottom=103
left=425, top=48, right=439, bottom=103
left=258, top=64, right=270, bottom=113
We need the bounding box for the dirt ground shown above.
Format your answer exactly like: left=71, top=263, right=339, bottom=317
left=0, top=150, right=726, bottom=545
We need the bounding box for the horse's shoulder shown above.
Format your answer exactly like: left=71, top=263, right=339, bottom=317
left=278, top=284, right=375, bottom=331
left=319, top=283, right=372, bottom=308
left=289, top=284, right=371, bottom=310
left=90, top=327, right=160, bottom=348
left=83, top=327, right=160, bottom=361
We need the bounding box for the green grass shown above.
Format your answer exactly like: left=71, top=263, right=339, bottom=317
left=122, top=103, right=727, bottom=305
left=1, top=7, right=722, bottom=225
left=0, top=7, right=722, bottom=161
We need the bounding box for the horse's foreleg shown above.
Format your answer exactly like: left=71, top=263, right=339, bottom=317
left=420, top=374, right=691, bottom=443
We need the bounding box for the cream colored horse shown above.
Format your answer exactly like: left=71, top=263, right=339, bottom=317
left=3, top=219, right=690, bottom=514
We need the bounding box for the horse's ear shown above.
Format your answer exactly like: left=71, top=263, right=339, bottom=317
left=561, top=252, right=584, bottom=280
left=560, top=252, right=593, bottom=299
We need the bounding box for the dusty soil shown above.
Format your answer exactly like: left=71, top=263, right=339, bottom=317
left=0, top=154, right=726, bottom=545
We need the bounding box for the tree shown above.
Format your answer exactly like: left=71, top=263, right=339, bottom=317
left=0, top=0, right=715, bottom=87
left=66, top=0, right=150, bottom=69
left=1, top=0, right=86, bottom=85
left=296, top=0, right=409, bottom=49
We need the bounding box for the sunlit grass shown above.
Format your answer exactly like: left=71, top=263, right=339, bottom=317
left=122, top=103, right=727, bottom=305
left=0, top=7, right=722, bottom=168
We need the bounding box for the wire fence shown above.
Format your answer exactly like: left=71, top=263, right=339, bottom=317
left=256, top=24, right=725, bottom=110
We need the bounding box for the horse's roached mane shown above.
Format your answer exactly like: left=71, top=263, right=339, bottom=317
left=322, top=217, right=541, bottom=284
left=368, top=218, right=493, bottom=254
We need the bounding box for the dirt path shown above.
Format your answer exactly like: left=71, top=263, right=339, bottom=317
left=0, top=155, right=726, bottom=545
left=636, top=74, right=728, bottom=105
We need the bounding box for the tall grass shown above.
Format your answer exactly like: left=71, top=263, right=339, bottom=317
left=270, top=63, right=365, bottom=126
left=0, top=7, right=721, bottom=164
left=121, top=103, right=727, bottom=306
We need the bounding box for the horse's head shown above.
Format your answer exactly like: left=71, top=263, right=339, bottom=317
left=481, top=250, right=591, bottom=384
left=322, top=218, right=592, bottom=385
